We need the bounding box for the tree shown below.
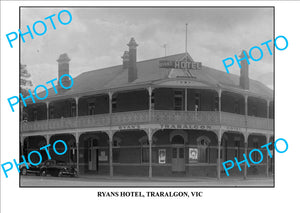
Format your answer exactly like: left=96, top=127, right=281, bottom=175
left=20, top=64, right=33, bottom=96
left=20, top=64, right=33, bottom=121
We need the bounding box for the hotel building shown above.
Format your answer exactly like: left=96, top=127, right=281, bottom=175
left=20, top=38, right=274, bottom=179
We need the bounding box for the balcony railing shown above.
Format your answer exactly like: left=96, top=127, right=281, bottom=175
left=247, top=116, right=274, bottom=130
left=221, top=112, right=246, bottom=128
left=111, top=110, right=149, bottom=125
left=152, top=110, right=220, bottom=125
left=21, top=110, right=274, bottom=133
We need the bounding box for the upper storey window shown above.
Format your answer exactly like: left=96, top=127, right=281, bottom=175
left=151, top=91, right=155, bottom=110
left=234, top=100, right=239, bottom=114
left=112, top=97, right=117, bottom=112
left=88, top=102, right=95, bottom=115
left=71, top=102, right=76, bottom=117
left=195, top=94, right=201, bottom=111
left=174, top=90, right=184, bottom=111
left=33, top=110, right=38, bottom=121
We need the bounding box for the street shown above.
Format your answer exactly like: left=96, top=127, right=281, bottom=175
left=20, top=175, right=274, bottom=187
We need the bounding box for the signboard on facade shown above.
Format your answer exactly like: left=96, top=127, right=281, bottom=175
left=98, top=151, right=108, bottom=161
left=118, top=125, right=140, bottom=130
left=159, top=60, right=202, bottom=70
left=160, top=124, right=212, bottom=130
left=158, top=149, right=166, bottom=164
left=189, top=148, right=198, bottom=163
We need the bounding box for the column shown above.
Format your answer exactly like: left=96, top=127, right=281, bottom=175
left=148, top=128, right=152, bottom=178
left=149, top=139, right=153, bottom=178
left=46, top=102, right=50, bottom=130
left=108, top=92, right=113, bottom=177
left=46, top=134, right=50, bottom=145
left=217, top=139, right=221, bottom=180
left=148, top=87, right=152, bottom=122
left=20, top=135, right=24, bottom=157
left=217, top=90, right=222, bottom=180
left=267, top=100, right=270, bottom=119
left=245, top=95, right=248, bottom=117
left=244, top=134, right=248, bottom=179
left=266, top=134, right=269, bottom=177
left=20, top=103, right=24, bottom=121
left=109, top=92, right=113, bottom=125
left=75, top=97, right=79, bottom=117
left=185, top=88, right=188, bottom=111
left=46, top=102, right=49, bottom=120
left=109, top=132, right=113, bottom=177
left=75, top=132, right=79, bottom=175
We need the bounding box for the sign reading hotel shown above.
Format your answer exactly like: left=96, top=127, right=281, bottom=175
left=159, top=60, right=202, bottom=70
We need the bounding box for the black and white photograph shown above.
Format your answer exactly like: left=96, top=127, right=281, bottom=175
left=3, top=1, right=300, bottom=213
left=18, top=7, right=274, bottom=187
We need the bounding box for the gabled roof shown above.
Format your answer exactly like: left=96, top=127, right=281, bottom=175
left=37, top=52, right=273, bottom=101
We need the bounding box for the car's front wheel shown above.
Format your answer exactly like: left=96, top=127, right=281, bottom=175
left=40, top=170, right=46, bottom=176
left=21, top=168, right=27, bottom=176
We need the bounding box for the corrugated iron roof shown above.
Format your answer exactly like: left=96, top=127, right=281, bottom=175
left=36, top=52, right=273, bottom=100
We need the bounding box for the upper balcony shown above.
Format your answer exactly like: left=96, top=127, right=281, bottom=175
left=21, top=87, right=273, bottom=133
left=21, top=110, right=273, bottom=133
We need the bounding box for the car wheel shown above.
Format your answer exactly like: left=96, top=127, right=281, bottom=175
left=40, top=170, right=46, bottom=176
left=21, top=168, right=27, bottom=176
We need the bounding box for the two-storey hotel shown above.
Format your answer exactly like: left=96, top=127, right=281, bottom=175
left=20, top=38, right=274, bottom=179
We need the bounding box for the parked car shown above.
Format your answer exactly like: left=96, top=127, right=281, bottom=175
left=20, top=163, right=41, bottom=176
left=40, top=160, right=77, bottom=177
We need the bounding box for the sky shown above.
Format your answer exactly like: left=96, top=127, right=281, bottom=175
left=20, top=7, right=274, bottom=89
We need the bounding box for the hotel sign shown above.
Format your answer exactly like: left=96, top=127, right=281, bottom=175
left=160, top=124, right=212, bottom=130
left=159, top=60, right=202, bottom=70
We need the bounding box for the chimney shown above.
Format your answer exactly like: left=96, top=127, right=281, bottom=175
left=239, top=50, right=249, bottom=90
left=57, top=53, right=71, bottom=90
left=122, top=51, right=129, bottom=70
left=127, top=37, right=138, bottom=82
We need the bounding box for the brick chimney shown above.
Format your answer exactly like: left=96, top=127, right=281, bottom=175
left=127, top=38, right=138, bottom=82
left=122, top=51, right=129, bottom=70
left=57, top=53, right=71, bottom=90
left=239, top=50, right=249, bottom=90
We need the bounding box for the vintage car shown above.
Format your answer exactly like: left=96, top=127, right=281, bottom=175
left=40, top=160, right=77, bottom=177
left=20, top=163, right=41, bottom=176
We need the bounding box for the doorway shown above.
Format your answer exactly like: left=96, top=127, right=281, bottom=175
left=171, top=135, right=185, bottom=172
left=88, top=139, right=98, bottom=171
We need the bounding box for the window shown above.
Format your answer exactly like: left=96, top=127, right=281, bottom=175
left=234, top=100, right=239, bottom=114
left=214, top=95, right=219, bottom=111
left=71, top=102, right=76, bottom=117
left=49, top=107, right=54, bottom=119
left=88, top=103, right=95, bottom=115
left=151, top=92, right=155, bottom=110
left=112, top=97, right=117, bottom=111
left=252, top=106, right=257, bottom=116
left=179, top=148, right=184, bottom=158
left=234, top=140, right=239, bottom=159
left=113, top=139, right=121, bottom=163
left=174, top=90, right=184, bottom=110
left=172, top=148, right=177, bottom=158
left=252, top=142, right=259, bottom=162
left=195, top=94, right=201, bottom=111
left=140, top=138, right=149, bottom=163
left=33, top=110, right=38, bottom=121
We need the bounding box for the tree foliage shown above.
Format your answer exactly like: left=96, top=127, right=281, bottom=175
left=20, top=64, right=33, bottom=96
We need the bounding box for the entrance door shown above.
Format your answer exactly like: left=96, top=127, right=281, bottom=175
left=171, top=135, right=185, bottom=172
left=88, top=139, right=98, bottom=171
left=172, top=145, right=185, bottom=172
